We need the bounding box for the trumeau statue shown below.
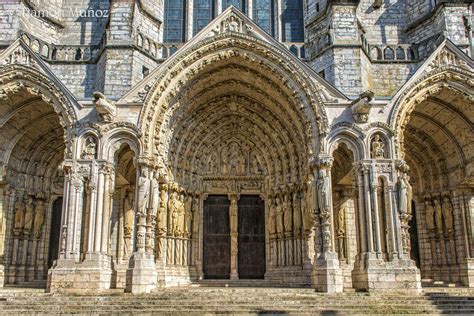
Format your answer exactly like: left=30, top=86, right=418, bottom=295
left=23, top=196, right=34, bottom=234
left=33, top=199, right=46, bottom=239
left=230, top=197, right=238, bottom=234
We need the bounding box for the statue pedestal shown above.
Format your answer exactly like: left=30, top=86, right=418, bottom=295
left=126, top=252, right=157, bottom=294
left=48, top=253, right=112, bottom=293
left=351, top=253, right=421, bottom=292
left=461, top=258, right=474, bottom=287
left=312, top=251, right=343, bottom=293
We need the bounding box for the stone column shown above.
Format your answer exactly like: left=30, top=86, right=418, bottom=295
left=0, top=185, right=7, bottom=286
left=460, top=189, right=474, bottom=287
left=311, top=156, right=343, bottom=293
left=247, top=0, right=253, bottom=18
left=186, top=0, right=194, bottom=40
left=126, top=161, right=157, bottom=294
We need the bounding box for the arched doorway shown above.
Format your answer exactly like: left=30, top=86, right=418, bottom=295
left=48, top=198, right=63, bottom=269
left=394, top=71, right=473, bottom=285
left=138, top=29, right=329, bottom=285
left=0, top=66, right=75, bottom=286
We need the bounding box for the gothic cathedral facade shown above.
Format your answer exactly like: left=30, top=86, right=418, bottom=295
left=0, top=0, right=472, bottom=293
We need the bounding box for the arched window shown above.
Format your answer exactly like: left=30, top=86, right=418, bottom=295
left=223, top=0, right=245, bottom=12
left=193, top=0, right=215, bottom=35
left=384, top=47, right=394, bottom=60
left=282, top=0, right=304, bottom=42
left=164, top=0, right=186, bottom=43
left=396, top=47, right=405, bottom=60
left=253, top=0, right=275, bottom=36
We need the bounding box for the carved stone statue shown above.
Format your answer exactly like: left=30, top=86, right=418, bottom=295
left=371, top=134, right=385, bottom=159
left=283, top=194, right=292, bottom=234
left=33, top=199, right=46, bottom=239
left=251, top=153, right=262, bottom=174
left=230, top=197, right=238, bottom=234
left=317, top=170, right=330, bottom=220
left=275, top=197, right=284, bottom=236
left=293, top=194, right=302, bottom=233
left=81, top=137, right=96, bottom=160
left=123, top=190, right=134, bottom=237
left=268, top=198, right=276, bottom=235
left=150, top=176, right=159, bottom=218
left=157, top=187, right=167, bottom=235
left=184, top=195, right=193, bottom=238
left=176, top=193, right=185, bottom=236
left=23, top=196, right=34, bottom=234
left=433, top=199, right=443, bottom=236
left=168, top=191, right=178, bottom=235
left=93, top=91, right=116, bottom=122
left=14, top=197, right=26, bottom=233
left=442, top=196, right=454, bottom=236
left=192, top=195, right=200, bottom=237
left=137, top=168, right=150, bottom=216
left=425, top=199, right=435, bottom=233
left=398, top=173, right=408, bottom=215
left=337, top=205, right=345, bottom=237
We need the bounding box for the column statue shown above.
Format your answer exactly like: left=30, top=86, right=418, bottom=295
left=293, top=193, right=302, bottom=234
left=184, top=195, right=193, bottom=238
left=283, top=194, right=292, bottom=234
left=176, top=193, right=185, bottom=237
left=33, top=199, right=46, bottom=239
left=433, top=199, right=443, bottom=237
left=23, top=196, right=34, bottom=234
left=123, top=190, right=134, bottom=257
left=275, top=196, right=284, bottom=237
left=268, top=198, right=276, bottom=236
left=397, top=173, right=408, bottom=215
left=191, top=195, right=200, bottom=237
left=425, top=199, right=435, bottom=234
left=442, top=195, right=454, bottom=237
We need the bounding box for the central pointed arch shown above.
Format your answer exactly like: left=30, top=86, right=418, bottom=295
left=139, top=33, right=329, bottom=185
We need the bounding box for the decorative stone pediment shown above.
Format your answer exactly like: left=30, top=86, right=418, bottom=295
left=118, top=6, right=347, bottom=107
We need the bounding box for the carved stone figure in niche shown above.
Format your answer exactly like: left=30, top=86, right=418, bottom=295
left=184, top=195, right=193, bottom=238
left=137, top=168, right=150, bottom=216
left=123, top=190, right=134, bottom=237
left=337, top=206, right=345, bottom=237
left=230, top=197, right=238, bottom=234
left=371, top=134, right=385, bottom=159
left=251, top=153, right=262, bottom=174
left=33, top=199, right=46, bottom=239
left=442, top=195, right=454, bottom=236
left=207, top=153, right=218, bottom=174
left=14, top=197, right=26, bottom=233
left=283, top=194, right=292, bottom=234
left=433, top=199, right=443, bottom=236
left=23, top=196, right=34, bottom=234
left=302, top=181, right=314, bottom=233
left=424, top=199, right=435, bottom=233
left=81, top=137, right=96, bottom=160
left=275, top=197, right=284, bottom=236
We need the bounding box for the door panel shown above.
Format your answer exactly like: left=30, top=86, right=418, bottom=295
left=203, top=195, right=231, bottom=279
left=238, top=195, right=266, bottom=279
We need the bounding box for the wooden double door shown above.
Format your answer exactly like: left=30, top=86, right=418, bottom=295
left=203, top=195, right=265, bottom=279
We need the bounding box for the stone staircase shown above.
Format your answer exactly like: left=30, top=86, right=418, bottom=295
left=0, top=287, right=473, bottom=315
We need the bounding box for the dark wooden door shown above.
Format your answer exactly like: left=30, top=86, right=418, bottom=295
left=203, top=195, right=231, bottom=279
left=238, top=195, right=266, bottom=279
left=48, top=198, right=63, bottom=269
